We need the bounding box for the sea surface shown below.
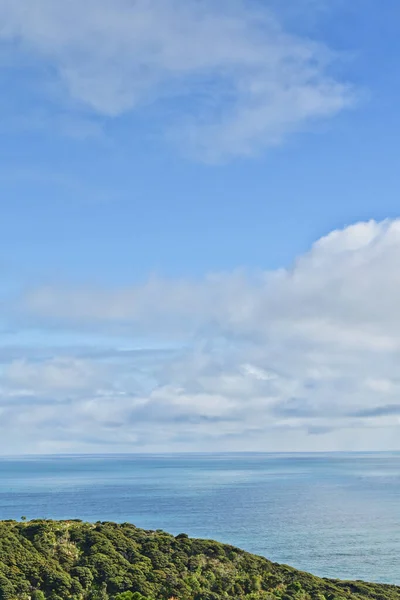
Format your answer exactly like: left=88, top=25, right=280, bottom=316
left=0, top=453, right=399, bottom=585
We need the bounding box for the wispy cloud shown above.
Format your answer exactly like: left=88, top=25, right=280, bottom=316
left=0, top=0, right=354, bottom=160
left=3, top=357, right=103, bottom=395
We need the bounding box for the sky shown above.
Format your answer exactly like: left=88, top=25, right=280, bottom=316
left=1, top=0, right=400, bottom=454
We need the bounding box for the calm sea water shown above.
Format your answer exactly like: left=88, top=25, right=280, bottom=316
left=0, top=453, right=399, bottom=585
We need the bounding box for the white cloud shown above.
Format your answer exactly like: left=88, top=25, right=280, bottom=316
left=3, top=219, right=400, bottom=453
left=1, top=357, right=105, bottom=396
left=24, top=219, right=400, bottom=347
left=0, top=0, right=354, bottom=160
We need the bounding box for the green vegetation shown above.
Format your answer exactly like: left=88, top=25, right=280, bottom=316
left=0, top=520, right=398, bottom=600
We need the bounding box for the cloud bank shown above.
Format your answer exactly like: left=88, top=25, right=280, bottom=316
left=0, top=0, right=353, bottom=159
left=1, top=219, right=400, bottom=454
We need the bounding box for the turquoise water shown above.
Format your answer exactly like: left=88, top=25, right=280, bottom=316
left=0, top=453, right=399, bottom=584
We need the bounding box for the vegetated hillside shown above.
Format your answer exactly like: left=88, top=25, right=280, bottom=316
left=0, top=520, right=398, bottom=600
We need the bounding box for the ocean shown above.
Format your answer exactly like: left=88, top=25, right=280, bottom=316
left=0, top=453, right=399, bottom=585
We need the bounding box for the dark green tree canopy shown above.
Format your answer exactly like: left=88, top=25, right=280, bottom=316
left=0, top=520, right=398, bottom=600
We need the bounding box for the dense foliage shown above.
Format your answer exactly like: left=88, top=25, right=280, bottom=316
left=0, top=520, right=398, bottom=600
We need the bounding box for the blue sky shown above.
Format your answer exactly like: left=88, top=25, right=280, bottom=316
left=2, top=0, right=400, bottom=454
